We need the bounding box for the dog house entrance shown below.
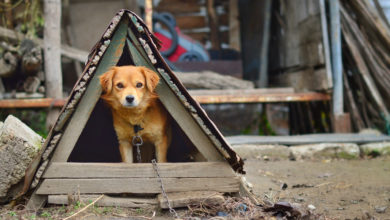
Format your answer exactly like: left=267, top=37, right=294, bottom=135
left=68, top=44, right=199, bottom=163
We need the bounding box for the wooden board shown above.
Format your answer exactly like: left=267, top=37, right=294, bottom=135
left=126, top=30, right=225, bottom=162
left=48, top=194, right=157, bottom=208
left=192, top=91, right=330, bottom=104
left=36, top=177, right=240, bottom=195
left=227, top=133, right=390, bottom=146
left=50, top=19, right=128, bottom=162
left=157, top=191, right=224, bottom=209
left=43, top=162, right=236, bottom=179
left=176, top=16, right=206, bottom=30
left=156, top=0, right=201, bottom=14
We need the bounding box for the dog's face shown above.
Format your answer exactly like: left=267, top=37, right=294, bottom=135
left=99, top=66, right=159, bottom=108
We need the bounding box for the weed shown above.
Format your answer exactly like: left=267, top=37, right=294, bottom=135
left=8, top=211, right=16, bottom=217
left=29, top=214, right=36, bottom=219
left=40, top=211, right=51, bottom=218
left=135, top=208, right=144, bottom=214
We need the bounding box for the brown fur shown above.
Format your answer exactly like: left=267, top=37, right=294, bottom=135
left=99, top=65, right=171, bottom=163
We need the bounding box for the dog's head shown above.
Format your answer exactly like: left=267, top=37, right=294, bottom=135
left=99, top=65, right=160, bottom=108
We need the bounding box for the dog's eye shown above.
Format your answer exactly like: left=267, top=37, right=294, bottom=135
left=116, top=83, right=124, bottom=89
left=136, top=82, right=143, bottom=88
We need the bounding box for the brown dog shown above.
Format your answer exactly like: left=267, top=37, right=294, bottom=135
left=99, top=65, right=171, bottom=163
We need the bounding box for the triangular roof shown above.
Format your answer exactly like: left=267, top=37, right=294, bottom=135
left=22, top=9, right=244, bottom=195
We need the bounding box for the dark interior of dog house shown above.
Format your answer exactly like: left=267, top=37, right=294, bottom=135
left=68, top=44, right=198, bottom=163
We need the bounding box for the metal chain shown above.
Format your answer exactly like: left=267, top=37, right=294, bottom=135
left=132, top=135, right=143, bottom=163
left=151, top=159, right=179, bottom=219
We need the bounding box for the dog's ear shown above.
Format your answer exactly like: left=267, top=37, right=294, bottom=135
left=140, top=66, right=160, bottom=93
left=99, top=67, right=116, bottom=94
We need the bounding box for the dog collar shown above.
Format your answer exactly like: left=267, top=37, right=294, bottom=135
left=133, top=124, right=144, bottom=134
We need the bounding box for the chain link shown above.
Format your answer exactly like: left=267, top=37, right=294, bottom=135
left=132, top=135, right=143, bottom=163
left=151, top=159, right=179, bottom=219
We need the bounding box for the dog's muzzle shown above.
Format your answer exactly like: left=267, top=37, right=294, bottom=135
left=123, top=95, right=138, bottom=107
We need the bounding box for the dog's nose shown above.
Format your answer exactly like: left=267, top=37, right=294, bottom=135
left=126, top=95, right=135, bottom=103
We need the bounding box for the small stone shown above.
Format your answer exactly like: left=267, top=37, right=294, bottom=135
left=263, top=155, right=270, bottom=161
left=294, top=197, right=305, bottom=203
left=375, top=206, right=387, bottom=213
left=308, top=204, right=316, bottom=210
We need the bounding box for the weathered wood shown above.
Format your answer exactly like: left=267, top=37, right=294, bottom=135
left=48, top=194, right=157, bottom=208
left=0, top=26, right=88, bottom=63
left=239, top=177, right=260, bottom=206
left=272, top=68, right=331, bottom=92
left=145, top=0, right=153, bottom=32
left=50, top=20, right=128, bottom=162
left=0, top=98, right=65, bottom=108
left=332, top=113, right=351, bottom=133
left=158, top=191, right=224, bottom=209
left=176, top=71, right=254, bottom=89
left=227, top=133, right=390, bottom=146
left=191, top=91, right=330, bottom=104
left=26, top=193, right=47, bottom=211
left=189, top=88, right=294, bottom=96
left=319, top=0, right=333, bottom=89
left=126, top=31, right=225, bottom=162
left=258, top=0, right=271, bottom=88
left=36, top=177, right=240, bottom=195
left=340, top=6, right=390, bottom=118
left=44, top=0, right=63, bottom=130
left=43, top=162, right=235, bottom=179
left=228, top=0, right=240, bottom=51
left=156, top=0, right=201, bottom=14
left=207, top=0, right=221, bottom=50
left=176, top=15, right=206, bottom=30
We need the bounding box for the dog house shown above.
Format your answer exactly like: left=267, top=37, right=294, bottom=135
left=22, top=10, right=245, bottom=210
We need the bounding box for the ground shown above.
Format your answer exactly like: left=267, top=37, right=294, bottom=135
left=245, top=157, right=390, bottom=219
left=0, top=157, right=389, bottom=219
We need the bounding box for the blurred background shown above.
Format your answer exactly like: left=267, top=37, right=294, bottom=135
left=1, top=0, right=390, bottom=137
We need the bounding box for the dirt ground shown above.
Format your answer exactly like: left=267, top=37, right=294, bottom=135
left=1, top=157, right=389, bottom=219
left=244, top=157, right=390, bottom=219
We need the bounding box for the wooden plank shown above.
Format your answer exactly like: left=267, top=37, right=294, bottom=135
left=157, top=191, right=224, bottom=209
left=126, top=31, right=225, bottom=162
left=226, top=133, right=390, bottom=146
left=26, top=193, right=47, bottom=211
left=192, top=92, right=330, bottom=104
left=189, top=88, right=294, bottom=96
left=0, top=98, right=65, bottom=108
left=319, top=0, right=333, bottom=89
left=176, top=15, right=206, bottom=30
left=156, top=0, right=201, bottom=14
left=229, top=0, right=240, bottom=51
left=43, top=162, right=236, bottom=179
left=0, top=90, right=330, bottom=108
left=36, top=177, right=240, bottom=195
left=48, top=194, right=157, bottom=208
left=50, top=19, right=128, bottom=162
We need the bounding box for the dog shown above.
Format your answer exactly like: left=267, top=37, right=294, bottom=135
left=99, top=65, right=171, bottom=163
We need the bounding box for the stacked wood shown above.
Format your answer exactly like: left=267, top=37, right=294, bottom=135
left=0, top=39, right=45, bottom=98
left=340, top=0, right=390, bottom=133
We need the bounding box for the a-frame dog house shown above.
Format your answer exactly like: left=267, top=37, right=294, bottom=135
left=22, top=10, right=245, bottom=209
